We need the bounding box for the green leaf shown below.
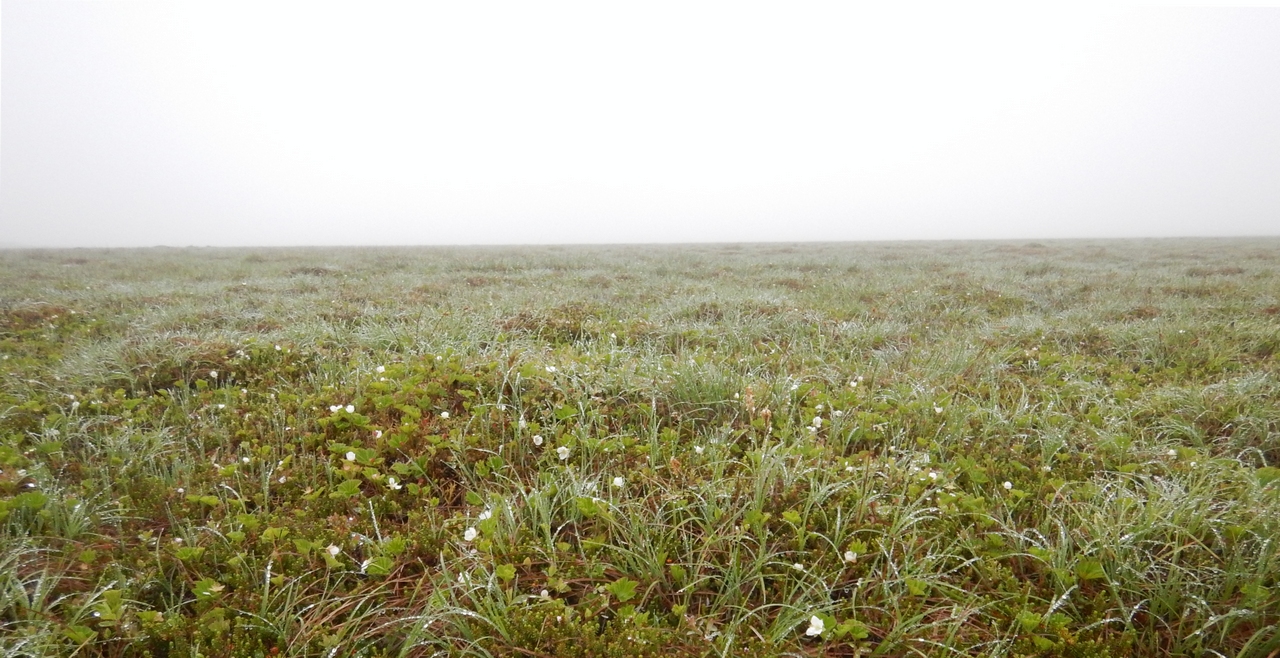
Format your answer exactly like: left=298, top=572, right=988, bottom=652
left=1075, top=559, right=1107, bottom=581
left=1016, top=610, right=1041, bottom=632
left=235, top=513, right=261, bottom=533
left=261, top=527, right=290, bottom=542
left=186, top=494, right=220, bottom=508
left=174, top=546, right=205, bottom=562
left=63, top=625, right=96, bottom=644
left=94, top=589, right=124, bottom=622
left=465, top=491, right=484, bottom=506
left=201, top=606, right=230, bottom=633
left=834, top=619, right=869, bottom=640
left=363, top=556, right=393, bottom=576
left=13, top=491, right=48, bottom=511
left=906, top=578, right=929, bottom=596
left=575, top=496, right=602, bottom=518
left=1240, top=582, right=1269, bottom=604
left=330, top=479, right=362, bottom=499
left=496, top=564, right=516, bottom=582
left=192, top=578, right=224, bottom=601
left=605, top=577, right=639, bottom=603
left=382, top=535, right=407, bottom=557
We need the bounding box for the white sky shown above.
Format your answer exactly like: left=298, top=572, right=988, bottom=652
left=2, top=2, right=1279, bottom=247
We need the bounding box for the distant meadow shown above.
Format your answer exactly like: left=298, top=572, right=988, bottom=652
left=1, top=239, right=1278, bottom=657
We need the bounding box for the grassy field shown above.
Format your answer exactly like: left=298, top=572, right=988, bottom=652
left=1, top=239, right=1278, bottom=657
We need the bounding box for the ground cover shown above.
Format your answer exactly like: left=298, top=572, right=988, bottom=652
left=1, top=239, right=1278, bottom=657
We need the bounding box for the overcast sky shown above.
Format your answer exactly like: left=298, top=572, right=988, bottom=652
left=2, top=2, right=1278, bottom=247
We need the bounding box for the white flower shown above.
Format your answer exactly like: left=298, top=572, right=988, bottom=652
left=532, top=434, right=544, bottom=446
left=345, top=404, right=355, bottom=413
left=843, top=550, right=857, bottom=563
left=934, top=406, right=944, bottom=414
left=540, top=589, right=550, bottom=598
left=209, top=371, right=217, bottom=379
left=1003, top=481, right=1013, bottom=490
left=812, top=416, right=823, bottom=428
left=478, top=509, right=492, bottom=521
left=440, top=411, right=449, bottom=419
left=556, top=446, right=570, bottom=461
left=176, top=487, right=185, bottom=494
left=388, top=477, right=402, bottom=490
left=376, top=365, right=385, bottom=373
left=1167, top=449, right=1178, bottom=457
left=518, top=418, right=527, bottom=429
left=833, top=410, right=843, bottom=418
left=792, top=563, right=805, bottom=572
left=274, top=345, right=281, bottom=351
left=373, top=430, right=382, bottom=439
left=327, top=544, right=341, bottom=556
left=345, top=451, right=356, bottom=461
left=217, top=404, right=225, bottom=409
left=790, top=383, right=799, bottom=391
left=545, top=366, right=557, bottom=373
left=241, top=456, right=250, bottom=464
left=612, top=476, right=625, bottom=488
left=805, top=615, right=825, bottom=637
left=329, top=405, right=341, bottom=412
left=463, top=527, right=478, bottom=542
left=694, top=446, right=704, bottom=455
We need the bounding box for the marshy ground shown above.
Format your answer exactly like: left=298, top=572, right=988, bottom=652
left=1, top=239, right=1278, bottom=657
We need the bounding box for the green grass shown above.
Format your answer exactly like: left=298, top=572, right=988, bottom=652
left=1, top=239, right=1278, bottom=657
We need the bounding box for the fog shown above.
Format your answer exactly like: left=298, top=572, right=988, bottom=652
left=2, top=3, right=1278, bottom=247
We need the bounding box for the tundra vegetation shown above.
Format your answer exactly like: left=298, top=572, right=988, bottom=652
left=1, top=239, right=1278, bottom=657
